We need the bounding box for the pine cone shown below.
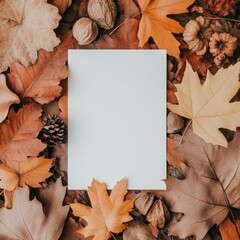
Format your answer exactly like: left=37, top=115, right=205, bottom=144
left=39, top=115, right=67, bottom=145
left=200, top=0, right=238, bottom=16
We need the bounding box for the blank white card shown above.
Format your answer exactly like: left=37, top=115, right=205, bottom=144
left=68, top=50, right=166, bottom=189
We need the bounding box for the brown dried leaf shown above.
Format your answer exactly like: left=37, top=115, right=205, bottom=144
left=48, top=0, right=72, bottom=14
left=219, top=217, right=240, bottom=240
left=167, top=138, right=184, bottom=168
left=0, top=103, right=46, bottom=162
left=7, top=33, right=74, bottom=105
left=0, top=0, right=61, bottom=73
left=118, top=0, right=140, bottom=20
left=59, top=95, right=68, bottom=125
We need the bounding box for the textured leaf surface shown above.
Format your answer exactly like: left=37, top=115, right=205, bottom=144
left=0, top=74, right=19, bottom=123
left=165, top=128, right=240, bottom=239
left=0, top=0, right=61, bottom=73
left=0, top=157, right=53, bottom=191
left=168, top=62, right=240, bottom=147
left=7, top=33, right=74, bottom=104
left=137, top=0, right=194, bottom=58
left=71, top=179, right=134, bottom=240
left=0, top=103, right=46, bottom=162
left=0, top=179, right=69, bottom=240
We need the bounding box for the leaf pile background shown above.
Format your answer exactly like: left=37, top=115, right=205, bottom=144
left=0, top=0, right=240, bottom=239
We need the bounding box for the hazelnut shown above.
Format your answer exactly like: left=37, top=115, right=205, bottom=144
left=72, top=17, right=98, bottom=45
left=87, top=0, right=117, bottom=30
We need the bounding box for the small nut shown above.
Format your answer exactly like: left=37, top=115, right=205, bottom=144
left=87, top=0, right=117, bottom=30
left=146, top=199, right=170, bottom=229
left=135, top=192, right=155, bottom=216
left=167, top=112, right=185, bottom=134
left=72, top=17, right=98, bottom=45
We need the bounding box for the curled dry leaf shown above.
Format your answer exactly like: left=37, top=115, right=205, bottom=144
left=48, top=0, right=72, bottom=14
left=168, top=61, right=240, bottom=147
left=135, top=192, right=155, bottom=216
left=0, top=156, right=54, bottom=191
left=0, top=179, right=69, bottom=240
left=0, top=74, right=19, bottom=123
left=71, top=178, right=134, bottom=240
left=59, top=96, right=68, bottom=125
left=137, top=0, right=195, bottom=59
left=7, top=32, right=74, bottom=105
left=0, top=0, right=61, bottom=73
left=165, top=127, right=240, bottom=239
left=0, top=103, right=46, bottom=162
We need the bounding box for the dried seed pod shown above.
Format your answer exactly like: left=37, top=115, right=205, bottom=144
left=183, top=16, right=213, bottom=55
left=167, top=112, right=185, bottom=134
left=87, top=0, right=117, bottom=30
left=73, top=17, right=98, bottom=45
left=146, top=199, right=170, bottom=229
left=209, top=32, right=237, bottom=57
left=135, top=192, right=155, bottom=216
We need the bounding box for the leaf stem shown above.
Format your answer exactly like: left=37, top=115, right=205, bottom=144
left=109, top=231, right=117, bottom=240
left=179, top=119, right=192, bottom=144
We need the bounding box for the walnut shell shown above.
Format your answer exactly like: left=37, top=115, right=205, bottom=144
left=135, top=192, right=155, bottom=216
left=87, top=0, right=117, bottom=30
left=72, top=17, right=98, bottom=45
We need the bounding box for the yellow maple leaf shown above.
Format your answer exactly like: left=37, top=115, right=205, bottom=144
left=71, top=178, right=134, bottom=240
left=137, top=0, right=195, bottom=59
left=0, top=156, right=54, bottom=191
left=167, top=61, right=240, bottom=147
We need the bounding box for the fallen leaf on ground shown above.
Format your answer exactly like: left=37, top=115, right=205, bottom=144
left=165, top=127, right=240, bottom=239
left=7, top=33, right=74, bottom=104
left=0, top=103, right=46, bottom=162
left=59, top=96, right=68, bottom=125
left=0, top=179, right=69, bottom=240
left=71, top=178, right=134, bottom=240
left=167, top=61, right=240, bottom=147
left=0, top=0, right=61, bottom=73
left=219, top=217, right=240, bottom=240
left=0, top=156, right=54, bottom=191
left=167, top=138, right=184, bottom=168
left=52, top=143, right=68, bottom=172
left=0, top=74, right=19, bottom=123
left=137, top=0, right=195, bottom=59
left=118, top=0, right=140, bottom=20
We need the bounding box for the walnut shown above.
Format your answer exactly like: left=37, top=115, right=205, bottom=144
left=87, top=0, right=117, bottom=30
left=183, top=16, right=213, bottom=55
left=209, top=32, right=237, bottom=57
left=72, top=17, right=98, bottom=45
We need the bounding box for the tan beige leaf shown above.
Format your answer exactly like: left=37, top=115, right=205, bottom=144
left=0, top=74, right=19, bottom=123
left=59, top=96, right=68, bottom=125
left=0, top=103, right=46, bottom=162
left=7, top=33, right=74, bottom=104
left=0, top=156, right=53, bottom=191
left=0, top=0, right=61, bottom=73
left=168, top=61, right=240, bottom=147
left=0, top=179, right=69, bottom=240
left=71, top=178, right=134, bottom=240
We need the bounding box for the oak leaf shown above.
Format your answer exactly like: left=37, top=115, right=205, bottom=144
left=219, top=217, right=240, bottom=240
left=0, top=0, right=61, bottom=73
left=137, top=0, right=194, bottom=59
left=0, top=74, right=19, bottom=123
left=0, top=103, right=46, bottom=162
left=0, top=179, right=69, bottom=240
left=71, top=178, right=134, bottom=240
left=7, top=33, right=74, bottom=104
left=165, top=127, right=240, bottom=240
left=167, top=61, right=240, bottom=147
left=0, top=156, right=53, bottom=191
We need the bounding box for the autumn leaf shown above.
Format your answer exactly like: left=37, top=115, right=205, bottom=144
left=0, top=156, right=53, bottom=191
left=137, top=0, right=195, bottom=59
left=167, top=61, right=240, bottom=147
left=0, top=0, right=61, bottom=73
left=71, top=178, right=134, bottom=240
left=164, top=127, right=240, bottom=240
left=0, top=74, right=19, bottom=123
left=0, top=179, right=69, bottom=240
left=7, top=33, right=74, bottom=105
left=118, top=0, right=140, bottom=20
left=0, top=103, right=46, bottom=162
left=219, top=217, right=240, bottom=240
left=48, top=0, right=72, bottom=14
left=59, top=96, right=68, bottom=125
left=167, top=137, right=184, bottom=168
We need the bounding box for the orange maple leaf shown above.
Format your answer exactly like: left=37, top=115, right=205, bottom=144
left=71, top=178, right=134, bottom=240
left=137, top=0, right=195, bottom=59
left=0, top=156, right=54, bottom=191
